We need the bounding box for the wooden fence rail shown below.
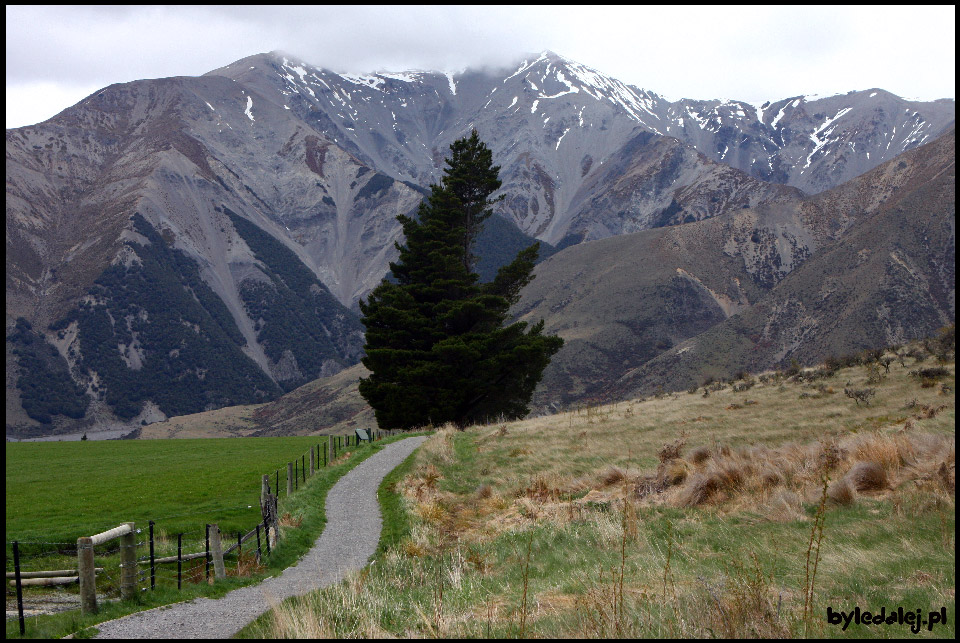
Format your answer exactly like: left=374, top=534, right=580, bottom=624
left=6, top=568, right=102, bottom=579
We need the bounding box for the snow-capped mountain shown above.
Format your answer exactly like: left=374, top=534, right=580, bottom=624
left=5, top=49, right=954, bottom=436
left=206, top=50, right=954, bottom=243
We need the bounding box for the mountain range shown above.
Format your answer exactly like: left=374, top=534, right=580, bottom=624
left=5, top=50, right=955, bottom=437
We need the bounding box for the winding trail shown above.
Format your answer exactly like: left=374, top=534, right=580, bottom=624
left=92, top=436, right=427, bottom=639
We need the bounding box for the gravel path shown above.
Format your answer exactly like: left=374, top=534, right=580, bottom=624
left=92, top=436, right=427, bottom=639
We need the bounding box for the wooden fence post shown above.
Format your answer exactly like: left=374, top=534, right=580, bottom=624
left=328, top=435, right=335, bottom=463
left=210, top=524, right=226, bottom=580
left=78, top=536, right=97, bottom=614
left=310, top=447, right=315, bottom=475
left=120, top=522, right=137, bottom=600
left=287, top=462, right=294, bottom=495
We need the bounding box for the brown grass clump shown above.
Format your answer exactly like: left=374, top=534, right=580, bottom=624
left=850, top=433, right=906, bottom=472
left=476, top=483, right=493, bottom=499
left=827, top=478, right=856, bottom=505
left=402, top=539, right=427, bottom=558
left=524, top=475, right=564, bottom=502
left=662, top=459, right=690, bottom=486
left=688, top=445, right=712, bottom=465
left=601, top=466, right=629, bottom=487
left=678, top=473, right=722, bottom=506
left=937, top=462, right=955, bottom=493
left=758, top=467, right=782, bottom=490
left=229, top=550, right=266, bottom=578
left=652, top=429, right=953, bottom=513
left=709, top=459, right=748, bottom=492
left=279, top=512, right=303, bottom=528
left=422, top=463, right=442, bottom=487
left=415, top=501, right=447, bottom=524
left=844, top=461, right=889, bottom=492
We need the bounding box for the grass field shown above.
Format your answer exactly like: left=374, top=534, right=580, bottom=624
left=5, top=436, right=329, bottom=546
left=239, top=351, right=955, bottom=638
left=5, top=433, right=424, bottom=639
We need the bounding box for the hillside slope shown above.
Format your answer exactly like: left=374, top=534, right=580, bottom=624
left=516, top=129, right=955, bottom=407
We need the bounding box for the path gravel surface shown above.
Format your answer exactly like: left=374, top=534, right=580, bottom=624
left=92, top=436, right=427, bottom=639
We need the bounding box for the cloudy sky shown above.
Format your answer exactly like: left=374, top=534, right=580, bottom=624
left=6, top=5, right=956, bottom=129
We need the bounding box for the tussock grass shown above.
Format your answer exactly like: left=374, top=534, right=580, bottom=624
left=240, top=352, right=954, bottom=638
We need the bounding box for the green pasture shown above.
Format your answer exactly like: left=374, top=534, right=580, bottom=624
left=5, top=436, right=329, bottom=547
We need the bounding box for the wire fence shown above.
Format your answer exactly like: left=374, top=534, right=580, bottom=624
left=6, top=428, right=403, bottom=635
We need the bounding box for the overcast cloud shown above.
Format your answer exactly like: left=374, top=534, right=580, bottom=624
left=6, top=5, right=956, bottom=129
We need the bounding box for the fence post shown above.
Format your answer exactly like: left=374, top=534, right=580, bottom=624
left=149, top=520, right=155, bottom=590
left=177, top=533, right=182, bottom=590
left=294, top=459, right=298, bottom=491
left=120, top=522, right=137, bottom=600
left=287, top=462, right=293, bottom=495
left=210, top=524, right=226, bottom=580
left=329, top=435, right=335, bottom=464
left=13, top=541, right=24, bottom=635
left=263, top=517, right=271, bottom=555
left=205, top=524, right=210, bottom=582
left=78, top=536, right=97, bottom=614
left=310, top=446, right=315, bottom=476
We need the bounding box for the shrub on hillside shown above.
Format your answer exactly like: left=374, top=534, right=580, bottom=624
left=844, top=387, right=876, bottom=406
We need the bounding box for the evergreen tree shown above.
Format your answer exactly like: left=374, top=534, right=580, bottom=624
left=359, top=131, right=563, bottom=429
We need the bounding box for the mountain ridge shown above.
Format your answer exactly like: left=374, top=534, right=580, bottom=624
left=5, top=49, right=955, bottom=436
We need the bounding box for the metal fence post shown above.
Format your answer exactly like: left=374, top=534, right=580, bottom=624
left=177, top=533, right=183, bottom=590
left=205, top=524, right=210, bottom=582
left=149, top=520, right=155, bottom=590
left=13, top=541, right=24, bottom=635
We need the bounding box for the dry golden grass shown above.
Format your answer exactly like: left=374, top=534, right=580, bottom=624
left=391, top=356, right=954, bottom=576
left=245, top=349, right=953, bottom=639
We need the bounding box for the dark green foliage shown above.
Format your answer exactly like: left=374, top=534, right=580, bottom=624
left=355, top=173, right=395, bottom=200
left=652, top=199, right=685, bottom=228
left=57, top=213, right=281, bottom=419
left=9, top=318, right=90, bottom=424
left=444, top=130, right=505, bottom=274
left=909, top=366, right=950, bottom=380
left=224, top=208, right=364, bottom=390
left=473, top=214, right=557, bottom=284
left=359, top=131, right=563, bottom=429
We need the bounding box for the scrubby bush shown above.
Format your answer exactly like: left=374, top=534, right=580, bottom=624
left=844, top=387, right=876, bottom=406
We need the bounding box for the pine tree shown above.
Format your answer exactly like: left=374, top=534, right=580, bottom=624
left=358, top=131, right=563, bottom=429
